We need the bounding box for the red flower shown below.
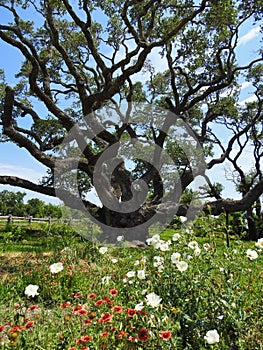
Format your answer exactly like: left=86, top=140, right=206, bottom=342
left=116, top=330, right=128, bottom=338
left=68, top=348, right=76, bottom=350
left=0, top=325, right=5, bottom=332
left=75, top=308, right=88, bottom=316
left=110, top=289, right=118, bottom=296
left=84, top=318, right=93, bottom=325
left=60, top=301, right=71, bottom=308
left=111, top=305, right=122, bottom=313
left=88, top=293, right=96, bottom=299
left=127, top=309, right=136, bottom=317
left=72, top=304, right=82, bottom=313
left=28, top=304, right=38, bottom=311
left=81, top=347, right=89, bottom=350
left=160, top=331, right=172, bottom=340
left=98, top=313, right=113, bottom=323
left=128, top=336, right=137, bottom=342
left=24, top=321, right=34, bottom=329
left=76, top=335, right=93, bottom=344
left=74, top=292, right=81, bottom=298
left=9, top=325, right=22, bottom=333
left=95, top=299, right=106, bottom=306
left=138, top=328, right=150, bottom=342
left=100, top=331, right=109, bottom=337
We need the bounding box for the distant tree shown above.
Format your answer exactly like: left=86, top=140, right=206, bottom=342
left=0, top=190, right=26, bottom=216
left=26, top=198, right=46, bottom=217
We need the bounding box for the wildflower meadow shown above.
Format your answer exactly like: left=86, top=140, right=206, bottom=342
left=0, top=219, right=262, bottom=349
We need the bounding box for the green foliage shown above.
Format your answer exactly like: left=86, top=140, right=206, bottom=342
left=0, top=190, right=62, bottom=217
left=0, top=222, right=262, bottom=348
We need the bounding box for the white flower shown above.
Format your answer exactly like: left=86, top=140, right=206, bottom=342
left=157, top=265, right=164, bottom=272
left=179, top=216, right=187, bottom=223
left=171, top=252, right=181, bottom=264
left=134, top=260, right=140, bottom=266
left=99, top=246, right=108, bottom=254
left=141, top=256, right=147, bottom=264
left=141, top=289, right=148, bottom=295
left=101, top=275, right=111, bottom=284
left=172, top=233, right=181, bottom=241
left=153, top=256, right=164, bottom=267
left=49, top=262, right=64, bottom=274
left=137, top=270, right=146, bottom=280
left=155, top=240, right=171, bottom=251
left=24, top=284, right=39, bottom=298
left=111, top=258, right=118, bottom=264
left=176, top=261, right=188, bottom=272
left=203, top=243, right=211, bottom=251
left=255, top=238, right=263, bottom=249
left=194, top=247, right=201, bottom=256
left=146, top=234, right=161, bottom=246
left=145, top=292, right=162, bottom=308
left=188, top=241, right=199, bottom=249
left=135, top=302, right=144, bottom=311
left=246, top=249, right=258, bottom=260
left=126, top=270, right=136, bottom=278
left=204, top=329, right=220, bottom=345
left=117, top=235, right=124, bottom=242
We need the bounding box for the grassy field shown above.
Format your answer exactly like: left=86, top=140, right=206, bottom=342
left=0, top=221, right=262, bottom=349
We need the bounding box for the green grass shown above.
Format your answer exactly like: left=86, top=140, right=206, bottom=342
left=0, top=222, right=262, bottom=349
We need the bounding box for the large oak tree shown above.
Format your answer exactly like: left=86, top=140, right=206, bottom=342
left=0, top=0, right=262, bottom=242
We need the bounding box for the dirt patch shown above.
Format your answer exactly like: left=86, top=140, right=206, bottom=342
left=0, top=251, right=53, bottom=281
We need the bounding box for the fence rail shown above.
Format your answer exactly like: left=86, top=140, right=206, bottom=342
left=0, top=215, right=76, bottom=226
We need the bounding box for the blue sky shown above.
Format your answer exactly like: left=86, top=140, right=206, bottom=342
left=0, top=7, right=262, bottom=205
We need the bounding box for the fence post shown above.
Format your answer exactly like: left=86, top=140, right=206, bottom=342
left=7, top=214, right=13, bottom=224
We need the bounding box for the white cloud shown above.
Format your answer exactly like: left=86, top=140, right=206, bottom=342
left=238, top=94, right=257, bottom=106
left=238, top=26, right=261, bottom=46
left=240, top=81, right=252, bottom=90
left=0, top=163, right=43, bottom=182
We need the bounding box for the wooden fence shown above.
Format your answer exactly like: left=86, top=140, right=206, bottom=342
left=0, top=215, right=76, bottom=227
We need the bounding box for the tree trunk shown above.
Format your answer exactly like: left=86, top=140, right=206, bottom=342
left=96, top=206, right=153, bottom=244
left=246, top=206, right=258, bottom=241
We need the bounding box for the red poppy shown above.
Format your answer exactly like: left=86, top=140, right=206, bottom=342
left=160, top=331, right=172, bottom=340
left=111, top=305, right=122, bottom=313
left=127, top=309, right=136, bottom=317
left=138, top=328, right=150, bottom=342
left=98, top=313, right=113, bottom=323
left=88, top=293, right=96, bottom=299
left=110, top=289, right=118, bottom=296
